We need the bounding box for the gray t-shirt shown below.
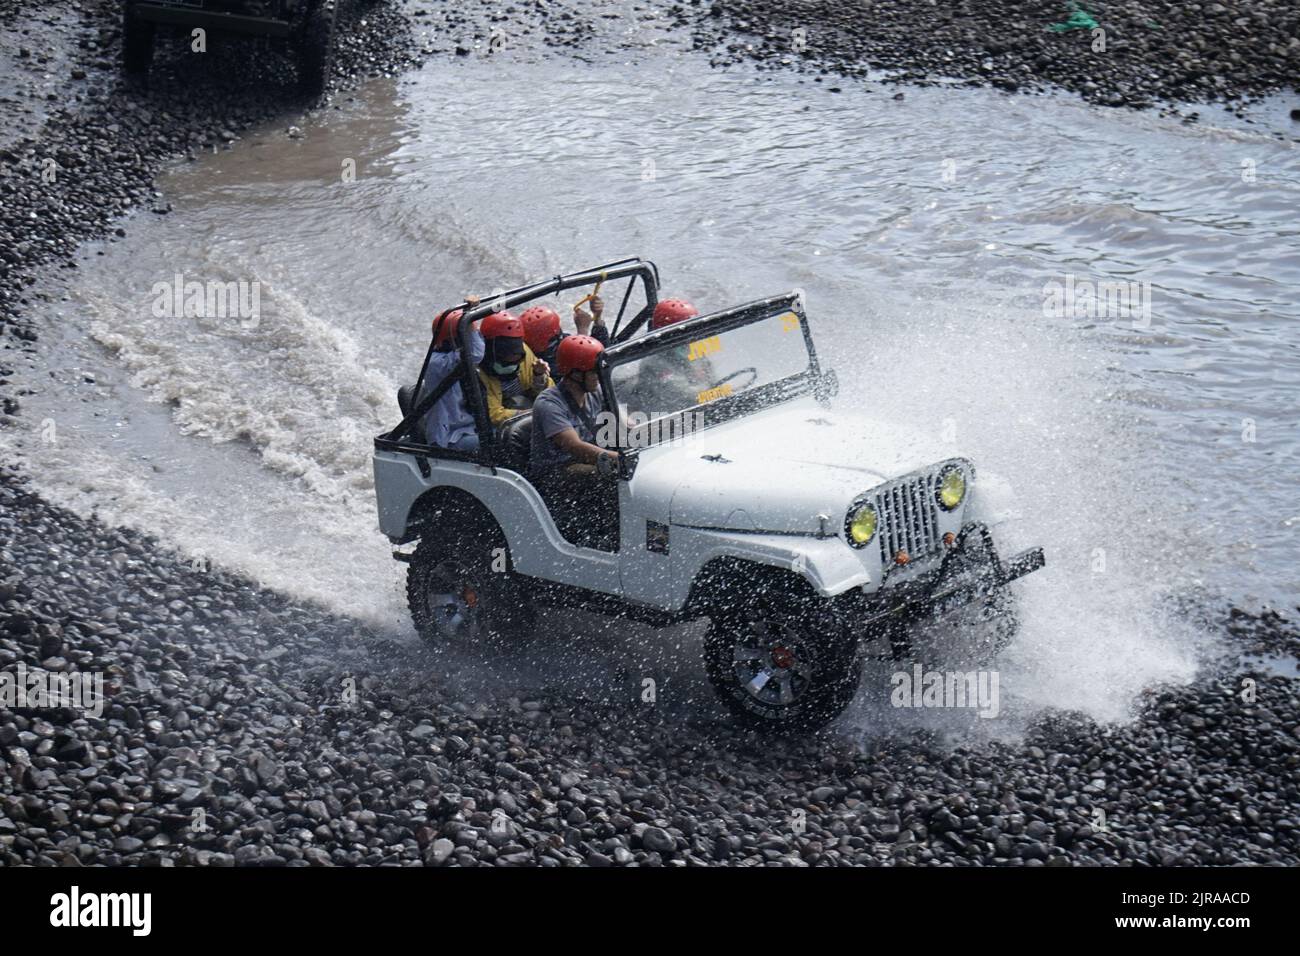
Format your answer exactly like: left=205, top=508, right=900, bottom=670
left=530, top=385, right=603, bottom=476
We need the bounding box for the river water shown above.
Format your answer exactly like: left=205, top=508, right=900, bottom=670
left=5, top=46, right=1298, bottom=730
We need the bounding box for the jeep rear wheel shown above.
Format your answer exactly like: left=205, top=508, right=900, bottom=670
left=122, top=3, right=155, bottom=75
left=406, top=529, right=535, bottom=648
left=704, top=594, right=861, bottom=731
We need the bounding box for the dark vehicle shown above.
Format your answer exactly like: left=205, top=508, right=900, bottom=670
left=121, top=0, right=338, bottom=95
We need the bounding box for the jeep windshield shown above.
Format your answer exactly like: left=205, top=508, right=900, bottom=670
left=602, top=293, right=832, bottom=448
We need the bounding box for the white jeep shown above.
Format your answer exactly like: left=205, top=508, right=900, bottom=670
left=373, top=258, right=1044, bottom=730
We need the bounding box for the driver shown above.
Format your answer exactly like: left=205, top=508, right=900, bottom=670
left=477, top=311, right=553, bottom=428
left=629, top=298, right=717, bottom=412
left=529, top=336, right=619, bottom=538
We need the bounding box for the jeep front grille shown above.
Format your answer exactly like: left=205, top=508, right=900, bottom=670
left=875, top=474, right=941, bottom=564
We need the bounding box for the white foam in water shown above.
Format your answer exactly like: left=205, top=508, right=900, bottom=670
left=0, top=422, right=409, bottom=627
left=2, top=259, right=411, bottom=627
left=85, top=267, right=397, bottom=505
left=830, top=289, right=1211, bottom=733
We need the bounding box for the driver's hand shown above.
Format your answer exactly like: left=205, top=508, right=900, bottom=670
left=596, top=451, right=618, bottom=479
left=533, top=358, right=550, bottom=381
left=464, top=294, right=481, bottom=307
left=589, top=296, right=604, bottom=322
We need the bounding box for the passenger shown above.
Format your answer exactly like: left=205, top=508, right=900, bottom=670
left=630, top=298, right=715, bottom=412
left=649, top=298, right=699, bottom=331
left=521, top=298, right=610, bottom=371
left=476, top=311, right=553, bottom=428
left=529, top=334, right=619, bottom=512
left=418, top=308, right=483, bottom=452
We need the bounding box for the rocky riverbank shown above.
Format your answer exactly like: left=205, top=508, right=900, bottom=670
left=2, top=0, right=1298, bottom=866
left=3, top=468, right=1298, bottom=866
left=692, top=0, right=1300, bottom=116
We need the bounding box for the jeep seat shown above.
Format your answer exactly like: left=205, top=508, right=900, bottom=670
left=497, top=412, right=533, bottom=472
left=396, top=384, right=429, bottom=444
left=397, top=384, right=415, bottom=417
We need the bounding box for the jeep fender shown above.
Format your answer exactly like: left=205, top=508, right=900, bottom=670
left=672, top=526, right=875, bottom=613
left=373, top=450, right=621, bottom=592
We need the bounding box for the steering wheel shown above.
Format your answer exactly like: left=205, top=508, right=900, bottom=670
left=706, top=367, right=758, bottom=393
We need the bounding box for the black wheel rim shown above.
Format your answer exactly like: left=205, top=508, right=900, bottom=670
left=423, top=560, right=485, bottom=643
left=728, top=618, right=819, bottom=708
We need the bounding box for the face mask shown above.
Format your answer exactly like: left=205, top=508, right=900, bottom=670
left=492, top=361, right=520, bottom=376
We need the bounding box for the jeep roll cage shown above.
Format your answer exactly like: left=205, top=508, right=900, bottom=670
left=373, top=256, right=837, bottom=471
left=376, top=257, right=660, bottom=466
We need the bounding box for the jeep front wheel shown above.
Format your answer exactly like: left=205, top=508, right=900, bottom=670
left=405, top=529, right=535, bottom=648
left=704, top=596, right=861, bottom=731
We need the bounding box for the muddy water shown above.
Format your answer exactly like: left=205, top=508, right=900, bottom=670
left=6, top=49, right=1299, bottom=730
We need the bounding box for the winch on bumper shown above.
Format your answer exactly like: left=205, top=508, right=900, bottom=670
left=837, top=522, right=1045, bottom=635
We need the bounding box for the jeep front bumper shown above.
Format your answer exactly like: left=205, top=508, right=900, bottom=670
left=841, top=522, right=1044, bottom=632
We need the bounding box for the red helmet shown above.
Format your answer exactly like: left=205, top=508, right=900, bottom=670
left=651, top=298, right=699, bottom=330
left=520, top=306, right=562, bottom=354
left=432, top=309, right=472, bottom=349
left=556, top=335, right=604, bottom=376
left=480, top=311, right=523, bottom=340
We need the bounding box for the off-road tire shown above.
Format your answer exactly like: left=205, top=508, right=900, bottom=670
left=406, top=525, right=536, bottom=648
left=297, top=0, right=336, bottom=97
left=122, top=2, right=155, bottom=75
left=704, top=588, right=861, bottom=731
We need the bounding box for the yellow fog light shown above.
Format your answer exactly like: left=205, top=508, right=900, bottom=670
left=937, top=466, right=966, bottom=511
left=847, top=502, right=878, bottom=547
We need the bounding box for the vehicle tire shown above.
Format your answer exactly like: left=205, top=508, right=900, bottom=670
left=406, top=526, right=536, bottom=648
left=122, top=2, right=155, bottom=75
left=704, top=588, right=861, bottom=731
left=297, top=0, right=336, bottom=97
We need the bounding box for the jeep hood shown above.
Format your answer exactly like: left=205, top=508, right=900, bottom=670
left=632, top=402, right=961, bottom=534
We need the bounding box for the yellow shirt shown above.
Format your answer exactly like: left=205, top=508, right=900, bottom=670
left=478, top=343, right=554, bottom=427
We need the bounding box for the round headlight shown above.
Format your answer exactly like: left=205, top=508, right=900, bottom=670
left=937, top=466, right=966, bottom=511
left=847, top=502, right=878, bottom=547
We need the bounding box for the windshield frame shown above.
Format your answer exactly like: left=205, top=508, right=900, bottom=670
left=598, top=291, right=834, bottom=451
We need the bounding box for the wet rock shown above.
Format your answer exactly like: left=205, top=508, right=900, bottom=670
left=427, top=838, right=455, bottom=865
left=641, top=826, right=676, bottom=853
